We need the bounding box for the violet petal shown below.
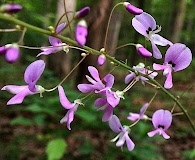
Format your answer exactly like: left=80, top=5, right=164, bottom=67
left=24, top=60, right=45, bottom=92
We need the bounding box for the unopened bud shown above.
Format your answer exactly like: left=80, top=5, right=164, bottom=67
left=136, top=44, right=152, bottom=58
left=75, top=20, right=88, bottom=46
left=100, top=48, right=106, bottom=53
left=74, top=6, right=90, bottom=19
left=97, top=54, right=106, bottom=66
left=0, top=4, right=22, bottom=14
left=5, top=43, right=20, bottom=63
left=124, top=2, right=143, bottom=15
left=81, top=53, right=87, bottom=57
left=48, top=26, right=55, bottom=33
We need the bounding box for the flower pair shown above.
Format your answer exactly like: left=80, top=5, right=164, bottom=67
left=78, top=66, right=124, bottom=121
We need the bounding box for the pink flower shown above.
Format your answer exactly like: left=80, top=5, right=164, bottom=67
left=58, top=86, right=83, bottom=130
left=1, top=60, right=45, bottom=105
left=153, top=43, right=192, bottom=89
left=132, top=12, right=172, bottom=59
left=127, top=103, right=149, bottom=121
left=37, top=23, right=69, bottom=57
left=109, top=115, right=135, bottom=151
left=125, top=63, right=158, bottom=84
left=148, top=109, right=172, bottom=139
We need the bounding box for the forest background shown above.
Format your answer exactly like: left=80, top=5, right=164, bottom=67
left=0, top=0, right=195, bottom=159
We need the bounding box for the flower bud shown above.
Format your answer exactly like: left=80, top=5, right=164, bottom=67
left=124, top=2, right=143, bottom=15
left=0, top=46, right=6, bottom=55
left=136, top=44, right=152, bottom=58
left=98, top=54, right=106, bottom=66
left=5, top=43, right=20, bottom=63
left=74, top=7, right=90, bottom=19
left=75, top=20, right=88, bottom=46
left=0, top=4, right=22, bottom=14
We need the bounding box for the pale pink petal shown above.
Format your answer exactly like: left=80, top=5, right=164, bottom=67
left=125, top=133, right=135, bottom=151
left=109, top=115, right=123, bottom=133
left=6, top=88, right=32, bottom=105
left=58, top=86, right=74, bottom=109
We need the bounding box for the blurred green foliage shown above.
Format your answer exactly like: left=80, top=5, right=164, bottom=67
left=0, top=0, right=195, bottom=160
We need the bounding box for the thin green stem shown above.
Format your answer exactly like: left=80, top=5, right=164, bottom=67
left=0, top=13, right=194, bottom=132
left=45, top=54, right=87, bottom=92
left=104, top=2, right=123, bottom=50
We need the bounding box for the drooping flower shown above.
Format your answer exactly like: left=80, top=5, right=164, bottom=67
left=37, top=23, right=69, bottom=57
left=1, top=60, right=46, bottom=105
left=0, top=4, right=22, bottom=14
left=123, top=2, right=143, bottom=15
left=109, top=115, right=135, bottom=151
left=0, top=43, right=20, bottom=63
left=74, top=6, right=90, bottom=19
left=132, top=12, right=172, bottom=59
left=75, top=20, right=88, bottom=46
left=94, top=98, right=114, bottom=122
left=136, top=44, right=152, bottom=58
left=58, top=86, right=83, bottom=130
left=125, top=63, right=158, bottom=84
left=127, top=103, right=149, bottom=121
left=153, top=43, right=192, bottom=89
left=147, top=109, right=172, bottom=139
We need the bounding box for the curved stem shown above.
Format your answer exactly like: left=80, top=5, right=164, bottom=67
left=103, top=2, right=123, bottom=50
left=0, top=13, right=194, bottom=132
left=45, top=54, right=87, bottom=92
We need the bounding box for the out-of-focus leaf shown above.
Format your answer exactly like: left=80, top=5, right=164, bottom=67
left=46, top=138, right=67, bottom=160
left=77, top=109, right=96, bottom=123
left=10, top=116, right=34, bottom=126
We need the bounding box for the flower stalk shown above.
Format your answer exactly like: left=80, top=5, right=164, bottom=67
left=0, top=13, right=194, bottom=132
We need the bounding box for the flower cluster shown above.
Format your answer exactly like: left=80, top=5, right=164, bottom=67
left=0, top=1, right=193, bottom=153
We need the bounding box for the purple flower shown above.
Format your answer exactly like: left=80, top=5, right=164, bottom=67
left=0, top=4, right=22, bottom=14
left=153, top=43, right=192, bottom=89
left=125, top=63, right=158, bottom=84
left=77, top=66, right=105, bottom=93
left=1, top=60, right=46, bottom=105
left=109, top=115, right=135, bottom=151
left=74, top=6, right=90, bottom=19
left=0, top=43, right=20, bottom=63
left=136, top=44, right=152, bottom=58
left=58, top=86, right=83, bottom=130
left=132, top=12, right=172, bottom=59
left=147, top=109, right=172, bottom=139
left=124, top=2, right=143, bottom=15
left=37, top=23, right=69, bottom=57
left=78, top=66, right=124, bottom=108
left=127, top=103, right=149, bottom=121
left=75, top=20, right=88, bottom=46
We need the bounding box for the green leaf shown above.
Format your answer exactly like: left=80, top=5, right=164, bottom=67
left=10, top=116, right=34, bottom=126
left=46, top=138, right=67, bottom=160
left=77, top=109, right=96, bottom=122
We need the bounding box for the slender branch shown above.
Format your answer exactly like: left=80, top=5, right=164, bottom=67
left=0, top=13, right=194, bottom=132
